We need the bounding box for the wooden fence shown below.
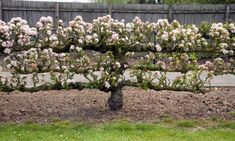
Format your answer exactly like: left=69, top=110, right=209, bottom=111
left=0, top=0, right=235, bottom=26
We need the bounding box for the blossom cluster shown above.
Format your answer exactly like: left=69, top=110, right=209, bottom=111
left=134, top=52, right=197, bottom=72
left=171, top=70, right=213, bottom=91
left=0, top=20, right=12, bottom=54
left=199, top=57, right=235, bottom=74
left=3, top=47, right=91, bottom=73
left=0, top=17, right=37, bottom=54
left=208, top=22, right=235, bottom=54
left=0, top=15, right=235, bottom=54
left=156, top=22, right=208, bottom=51
left=35, top=16, right=53, bottom=48
left=9, top=17, right=37, bottom=47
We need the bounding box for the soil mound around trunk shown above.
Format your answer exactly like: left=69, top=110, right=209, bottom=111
left=0, top=87, right=234, bottom=123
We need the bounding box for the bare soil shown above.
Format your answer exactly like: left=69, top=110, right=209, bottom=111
left=0, top=87, right=235, bottom=123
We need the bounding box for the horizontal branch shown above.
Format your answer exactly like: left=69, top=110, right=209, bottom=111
left=10, top=44, right=235, bottom=55
left=121, top=80, right=206, bottom=93
left=0, top=80, right=207, bottom=93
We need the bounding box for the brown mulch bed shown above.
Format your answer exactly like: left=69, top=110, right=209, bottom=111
left=0, top=87, right=235, bottom=123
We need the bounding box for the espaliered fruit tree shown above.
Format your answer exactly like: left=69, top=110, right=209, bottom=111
left=0, top=15, right=235, bottom=110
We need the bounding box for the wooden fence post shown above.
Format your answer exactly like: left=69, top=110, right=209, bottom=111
left=108, top=4, right=112, bottom=17
left=168, top=4, right=173, bottom=23
left=54, top=2, right=59, bottom=28
left=0, top=0, right=2, bottom=21
left=225, top=4, right=230, bottom=23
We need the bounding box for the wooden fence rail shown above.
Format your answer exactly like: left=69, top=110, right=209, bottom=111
left=0, top=0, right=235, bottom=26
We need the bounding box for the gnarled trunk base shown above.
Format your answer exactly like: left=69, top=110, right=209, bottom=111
left=108, top=86, right=123, bottom=110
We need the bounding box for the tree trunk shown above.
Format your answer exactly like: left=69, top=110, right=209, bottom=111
left=108, top=86, right=123, bottom=110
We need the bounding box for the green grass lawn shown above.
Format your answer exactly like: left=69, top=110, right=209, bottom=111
left=0, top=119, right=234, bottom=141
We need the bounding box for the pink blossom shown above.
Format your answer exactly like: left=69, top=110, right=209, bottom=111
left=4, top=48, right=11, bottom=54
